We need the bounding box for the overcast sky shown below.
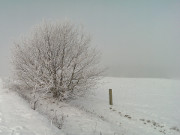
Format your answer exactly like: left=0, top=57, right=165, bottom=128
left=0, top=0, right=180, bottom=78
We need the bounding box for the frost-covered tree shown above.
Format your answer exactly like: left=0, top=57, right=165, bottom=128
left=12, top=20, right=103, bottom=101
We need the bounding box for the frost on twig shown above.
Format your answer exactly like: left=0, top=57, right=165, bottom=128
left=11, top=20, right=104, bottom=101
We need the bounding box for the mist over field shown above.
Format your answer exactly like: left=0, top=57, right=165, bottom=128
left=0, top=1, right=180, bottom=135
left=0, top=0, right=180, bottom=78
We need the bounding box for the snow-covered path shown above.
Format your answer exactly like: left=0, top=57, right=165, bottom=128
left=0, top=79, right=63, bottom=135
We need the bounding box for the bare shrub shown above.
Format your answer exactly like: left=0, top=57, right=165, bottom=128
left=11, top=20, right=103, bottom=101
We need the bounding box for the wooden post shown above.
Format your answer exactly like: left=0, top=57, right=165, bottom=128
left=109, top=89, right=113, bottom=105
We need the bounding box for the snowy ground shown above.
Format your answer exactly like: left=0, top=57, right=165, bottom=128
left=0, top=79, right=64, bottom=135
left=1, top=77, right=180, bottom=135
left=70, top=77, right=180, bottom=135
left=1, top=78, right=121, bottom=135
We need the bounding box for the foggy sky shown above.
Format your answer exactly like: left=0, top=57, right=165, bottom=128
left=0, top=0, right=180, bottom=78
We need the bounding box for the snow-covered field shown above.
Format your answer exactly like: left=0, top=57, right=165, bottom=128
left=70, top=77, right=180, bottom=135
left=0, top=77, right=180, bottom=135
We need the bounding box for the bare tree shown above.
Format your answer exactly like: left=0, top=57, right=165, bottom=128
left=12, top=20, right=103, bottom=101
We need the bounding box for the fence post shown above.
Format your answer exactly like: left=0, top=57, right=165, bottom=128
left=109, top=89, right=113, bottom=105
